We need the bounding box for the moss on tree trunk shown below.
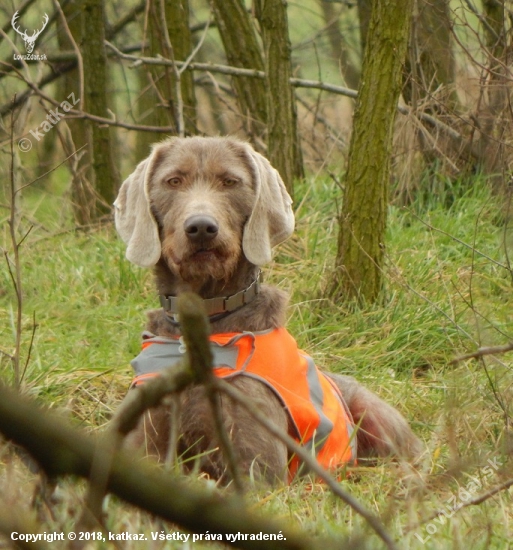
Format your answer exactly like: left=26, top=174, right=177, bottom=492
left=81, top=0, right=120, bottom=216
left=331, top=0, right=412, bottom=304
left=319, top=0, right=360, bottom=90
left=212, top=0, right=268, bottom=140
left=403, top=0, right=457, bottom=110
left=136, top=0, right=196, bottom=159
left=255, top=0, right=304, bottom=196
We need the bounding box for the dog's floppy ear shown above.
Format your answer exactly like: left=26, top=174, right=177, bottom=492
left=242, top=147, right=295, bottom=265
left=113, top=156, right=161, bottom=268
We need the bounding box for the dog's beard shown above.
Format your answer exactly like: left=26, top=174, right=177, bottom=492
left=162, top=234, right=241, bottom=285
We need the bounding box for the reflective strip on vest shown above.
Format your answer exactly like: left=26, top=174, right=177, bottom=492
left=130, top=331, right=244, bottom=381
left=130, top=328, right=356, bottom=478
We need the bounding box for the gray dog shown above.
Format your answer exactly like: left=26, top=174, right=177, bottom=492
left=114, top=136, right=421, bottom=484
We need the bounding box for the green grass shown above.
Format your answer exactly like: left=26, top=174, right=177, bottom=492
left=1, top=175, right=513, bottom=548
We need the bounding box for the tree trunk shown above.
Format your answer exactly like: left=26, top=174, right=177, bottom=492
left=255, top=0, right=304, bottom=196
left=319, top=0, right=360, bottom=90
left=136, top=0, right=196, bottom=160
left=212, top=0, right=268, bottom=141
left=81, top=0, right=120, bottom=217
left=398, top=0, right=458, bottom=176
left=167, top=0, right=197, bottom=135
left=403, top=0, right=456, bottom=110
left=478, top=0, right=510, bottom=179
left=331, top=0, right=412, bottom=304
left=55, top=1, right=94, bottom=224
left=356, top=0, right=372, bottom=55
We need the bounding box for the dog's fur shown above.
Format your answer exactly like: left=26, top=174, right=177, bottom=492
left=114, top=136, right=422, bottom=484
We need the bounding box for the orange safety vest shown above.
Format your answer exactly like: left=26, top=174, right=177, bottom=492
left=130, top=328, right=356, bottom=479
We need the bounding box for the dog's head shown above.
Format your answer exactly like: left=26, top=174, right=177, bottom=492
left=114, top=137, right=294, bottom=282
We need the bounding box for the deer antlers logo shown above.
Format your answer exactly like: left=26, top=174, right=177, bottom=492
left=11, top=11, right=49, bottom=54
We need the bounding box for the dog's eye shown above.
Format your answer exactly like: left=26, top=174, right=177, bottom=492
left=223, top=177, right=239, bottom=187
left=167, top=177, right=182, bottom=187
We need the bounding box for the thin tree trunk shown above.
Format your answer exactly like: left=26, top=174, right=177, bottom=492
left=255, top=0, right=304, bottom=196
left=212, top=0, right=267, bottom=141
left=136, top=0, right=196, bottom=160
left=319, top=0, right=360, bottom=89
left=167, top=0, right=196, bottom=135
left=81, top=0, right=120, bottom=216
left=403, top=0, right=456, bottom=110
left=331, top=0, right=413, bottom=304
left=478, top=0, right=510, bottom=178
left=356, top=0, right=372, bottom=55
left=56, top=1, right=94, bottom=224
left=399, top=0, right=458, bottom=176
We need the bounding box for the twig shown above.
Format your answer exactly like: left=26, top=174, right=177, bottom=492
left=178, top=293, right=245, bottom=495
left=81, top=358, right=195, bottom=527
left=0, top=382, right=330, bottom=550
left=450, top=342, right=513, bottom=365
left=0, top=0, right=37, bottom=41
left=461, top=478, right=513, bottom=506
left=0, top=64, right=176, bottom=136
left=290, top=77, right=357, bottom=98
left=53, top=0, right=84, bottom=108
left=114, top=361, right=195, bottom=436
left=7, top=96, right=22, bottom=388
left=461, top=0, right=499, bottom=44
left=16, top=145, right=88, bottom=193
left=214, top=379, right=399, bottom=550
left=0, top=27, right=31, bottom=79
left=106, top=1, right=145, bottom=38
left=84, top=291, right=245, bottom=523
left=102, top=41, right=476, bottom=152
left=179, top=13, right=211, bottom=77
left=296, top=94, right=347, bottom=148
left=105, top=41, right=266, bottom=78
left=480, top=356, right=510, bottom=428
left=404, top=208, right=508, bottom=270
left=20, top=310, right=38, bottom=385
left=407, top=478, right=513, bottom=532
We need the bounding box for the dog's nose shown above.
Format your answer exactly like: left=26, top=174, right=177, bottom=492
left=184, top=215, right=219, bottom=242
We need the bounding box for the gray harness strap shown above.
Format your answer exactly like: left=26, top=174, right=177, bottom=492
left=131, top=331, right=255, bottom=377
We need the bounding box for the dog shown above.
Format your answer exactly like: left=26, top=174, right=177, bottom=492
left=114, top=136, right=422, bottom=484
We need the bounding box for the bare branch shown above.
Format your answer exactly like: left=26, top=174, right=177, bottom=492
left=7, top=97, right=23, bottom=388
left=105, top=44, right=474, bottom=156
left=178, top=293, right=244, bottom=495
left=0, top=384, right=333, bottom=550
left=20, top=310, right=38, bottom=385
left=450, top=342, right=513, bottom=365
left=215, top=379, right=399, bottom=550
left=53, top=0, right=84, bottom=108
left=404, top=207, right=509, bottom=270
left=105, top=41, right=267, bottom=78
left=15, top=145, right=88, bottom=195
left=407, top=477, right=513, bottom=532
left=0, top=0, right=38, bottom=44
left=0, top=65, right=176, bottom=137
